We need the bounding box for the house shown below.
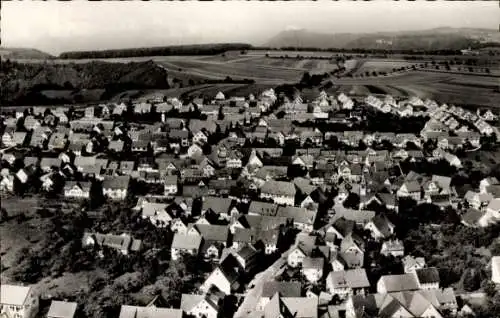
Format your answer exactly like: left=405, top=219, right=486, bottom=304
left=48, top=133, right=67, bottom=150
left=82, top=232, right=141, bottom=255
left=40, top=157, right=62, bottom=172
left=171, top=232, right=202, bottom=261
left=142, top=202, right=172, bottom=227
left=64, top=181, right=91, bottom=199
left=276, top=206, right=317, bottom=232
left=364, top=214, right=395, bottom=240
left=187, top=144, right=203, bottom=158
left=326, top=269, right=370, bottom=298
left=403, top=255, right=426, bottom=273
left=180, top=294, right=218, bottom=318
left=464, top=191, right=493, bottom=210
left=485, top=198, right=500, bottom=220
left=339, top=234, right=365, bottom=269
left=47, top=301, right=77, bottom=318
left=202, top=197, right=235, bottom=220
left=168, top=129, right=190, bottom=148
left=302, top=257, right=325, bottom=284
left=0, top=174, right=14, bottom=192
left=380, top=239, right=405, bottom=257
left=414, top=267, right=440, bottom=289
left=288, top=238, right=315, bottom=268
left=347, top=289, right=457, bottom=318
left=196, top=224, right=230, bottom=259
left=0, top=284, right=39, bottom=318
left=2, top=130, right=27, bottom=147
left=119, top=305, right=182, bottom=318
left=258, top=281, right=302, bottom=310
left=200, top=262, right=241, bottom=295
left=377, top=273, right=419, bottom=293
left=108, top=140, right=124, bottom=152
left=492, top=256, right=500, bottom=284
left=397, top=180, right=421, bottom=201
left=164, top=175, right=178, bottom=196
left=479, top=177, right=500, bottom=193
left=102, top=175, right=130, bottom=200
left=260, top=180, right=296, bottom=206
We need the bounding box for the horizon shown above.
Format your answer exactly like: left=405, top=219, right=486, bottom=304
left=2, top=1, right=499, bottom=55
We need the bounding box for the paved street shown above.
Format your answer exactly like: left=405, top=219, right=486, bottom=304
left=234, top=247, right=293, bottom=318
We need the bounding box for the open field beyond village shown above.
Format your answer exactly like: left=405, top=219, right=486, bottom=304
left=2, top=35, right=500, bottom=318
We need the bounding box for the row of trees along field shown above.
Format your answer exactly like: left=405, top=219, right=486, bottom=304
left=58, top=43, right=253, bottom=59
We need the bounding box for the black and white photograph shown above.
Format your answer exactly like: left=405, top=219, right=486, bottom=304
left=1, top=1, right=500, bottom=317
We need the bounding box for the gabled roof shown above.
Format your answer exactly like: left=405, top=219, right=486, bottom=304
left=261, top=180, right=296, bottom=197
left=369, top=214, right=394, bottom=238
left=327, top=269, right=370, bottom=289
left=102, top=175, right=130, bottom=190
left=264, top=293, right=295, bottom=318
left=64, top=181, right=91, bottom=192
left=195, top=224, right=229, bottom=242
left=0, top=284, right=32, bottom=305
left=47, top=301, right=78, bottom=318
left=180, top=294, right=218, bottom=314
left=171, top=233, right=202, bottom=250
left=202, top=196, right=232, bottom=215
left=378, top=274, right=419, bottom=292
left=276, top=206, right=316, bottom=226
left=415, top=267, right=440, bottom=285
left=262, top=281, right=302, bottom=298
left=282, top=297, right=318, bottom=318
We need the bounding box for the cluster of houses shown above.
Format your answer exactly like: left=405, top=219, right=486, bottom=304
left=1, top=88, right=500, bottom=318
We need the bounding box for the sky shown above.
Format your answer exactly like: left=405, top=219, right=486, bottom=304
left=2, top=1, right=498, bottom=55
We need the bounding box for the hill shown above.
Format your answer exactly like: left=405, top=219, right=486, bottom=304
left=264, top=28, right=500, bottom=51
left=58, top=43, right=253, bottom=59
left=0, top=60, right=170, bottom=106
left=0, top=47, right=54, bottom=60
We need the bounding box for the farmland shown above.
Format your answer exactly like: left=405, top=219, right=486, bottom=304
left=4, top=50, right=500, bottom=109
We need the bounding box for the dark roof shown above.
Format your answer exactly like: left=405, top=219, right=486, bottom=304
left=262, top=281, right=302, bottom=298
left=202, top=197, right=232, bottom=215
left=102, top=175, right=130, bottom=190
left=415, top=267, right=440, bottom=285
left=462, top=208, right=485, bottom=225
left=248, top=201, right=278, bottom=216
left=195, top=224, right=229, bottom=242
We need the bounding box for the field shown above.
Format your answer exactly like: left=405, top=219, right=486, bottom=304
left=353, top=60, right=417, bottom=75
left=9, top=50, right=500, bottom=109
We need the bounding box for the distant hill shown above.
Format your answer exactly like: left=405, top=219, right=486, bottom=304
left=264, top=28, right=500, bottom=51
left=58, top=43, right=253, bottom=59
left=0, top=47, right=54, bottom=60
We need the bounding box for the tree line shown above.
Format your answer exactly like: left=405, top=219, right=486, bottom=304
left=59, top=43, right=253, bottom=59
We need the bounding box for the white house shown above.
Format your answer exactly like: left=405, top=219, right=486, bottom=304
left=102, top=176, right=130, bottom=200
left=1, top=284, right=39, bottom=318
left=492, top=256, right=500, bottom=284
left=181, top=294, right=218, bottom=318
left=301, top=257, right=324, bottom=284
left=260, top=180, right=296, bottom=206
left=64, top=181, right=91, bottom=199
left=118, top=305, right=181, bottom=318
left=164, top=175, right=178, bottom=196
left=170, top=232, right=202, bottom=261
left=200, top=267, right=237, bottom=295
left=326, top=269, right=370, bottom=298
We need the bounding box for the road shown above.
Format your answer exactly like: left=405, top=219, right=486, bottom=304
left=234, top=246, right=294, bottom=318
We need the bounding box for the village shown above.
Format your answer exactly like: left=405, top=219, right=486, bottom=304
left=1, top=87, right=500, bottom=318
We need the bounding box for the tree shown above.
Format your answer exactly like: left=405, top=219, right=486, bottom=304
left=463, top=268, right=482, bottom=292
left=217, top=105, right=224, bottom=120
